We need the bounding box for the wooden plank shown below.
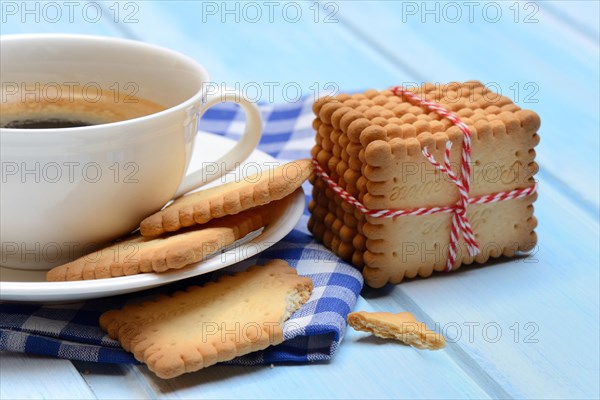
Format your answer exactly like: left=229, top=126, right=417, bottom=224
left=105, top=1, right=407, bottom=102
left=334, top=1, right=599, bottom=210
left=364, top=177, right=600, bottom=399
left=540, top=0, right=600, bottom=41
left=0, top=352, right=96, bottom=400
left=72, top=362, right=158, bottom=400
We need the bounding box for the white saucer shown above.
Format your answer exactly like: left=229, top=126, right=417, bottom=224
left=0, top=132, right=305, bottom=303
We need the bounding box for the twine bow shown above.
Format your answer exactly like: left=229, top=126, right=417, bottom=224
left=392, top=86, right=479, bottom=270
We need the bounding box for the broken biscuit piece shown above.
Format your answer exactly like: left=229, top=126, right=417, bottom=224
left=348, top=311, right=446, bottom=350
left=100, top=259, right=313, bottom=379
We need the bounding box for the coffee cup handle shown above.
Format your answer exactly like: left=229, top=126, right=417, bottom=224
left=173, top=89, right=263, bottom=198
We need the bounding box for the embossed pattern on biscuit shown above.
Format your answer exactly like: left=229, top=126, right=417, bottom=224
left=309, top=82, right=540, bottom=287
left=99, top=259, right=313, bottom=379
left=140, top=159, right=313, bottom=237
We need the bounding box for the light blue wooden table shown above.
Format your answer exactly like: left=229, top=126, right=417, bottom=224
left=1, top=1, right=599, bottom=398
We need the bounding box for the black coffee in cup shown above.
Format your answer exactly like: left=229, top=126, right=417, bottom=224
left=3, top=118, right=96, bottom=129
left=0, top=84, right=165, bottom=129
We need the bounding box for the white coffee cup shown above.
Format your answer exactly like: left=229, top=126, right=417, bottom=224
left=0, top=34, right=263, bottom=271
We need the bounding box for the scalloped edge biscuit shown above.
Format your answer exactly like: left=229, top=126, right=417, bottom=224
left=140, top=159, right=313, bottom=237
left=99, top=259, right=313, bottom=379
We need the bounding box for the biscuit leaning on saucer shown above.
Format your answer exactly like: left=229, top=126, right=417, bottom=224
left=140, top=159, right=313, bottom=237
left=99, top=259, right=313, bottom=379
left=348, top=311, right=446, bottom=350
left=46, top=197, right=289, bottom=282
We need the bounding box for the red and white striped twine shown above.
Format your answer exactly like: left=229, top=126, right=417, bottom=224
left=312, top=86, right=537, bottom=272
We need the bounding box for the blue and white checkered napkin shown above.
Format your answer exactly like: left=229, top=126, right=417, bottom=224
left=0, top=97, right=364, bottom=365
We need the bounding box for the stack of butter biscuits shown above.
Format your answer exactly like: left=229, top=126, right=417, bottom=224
left=309, top=82, right=539, bottom=287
